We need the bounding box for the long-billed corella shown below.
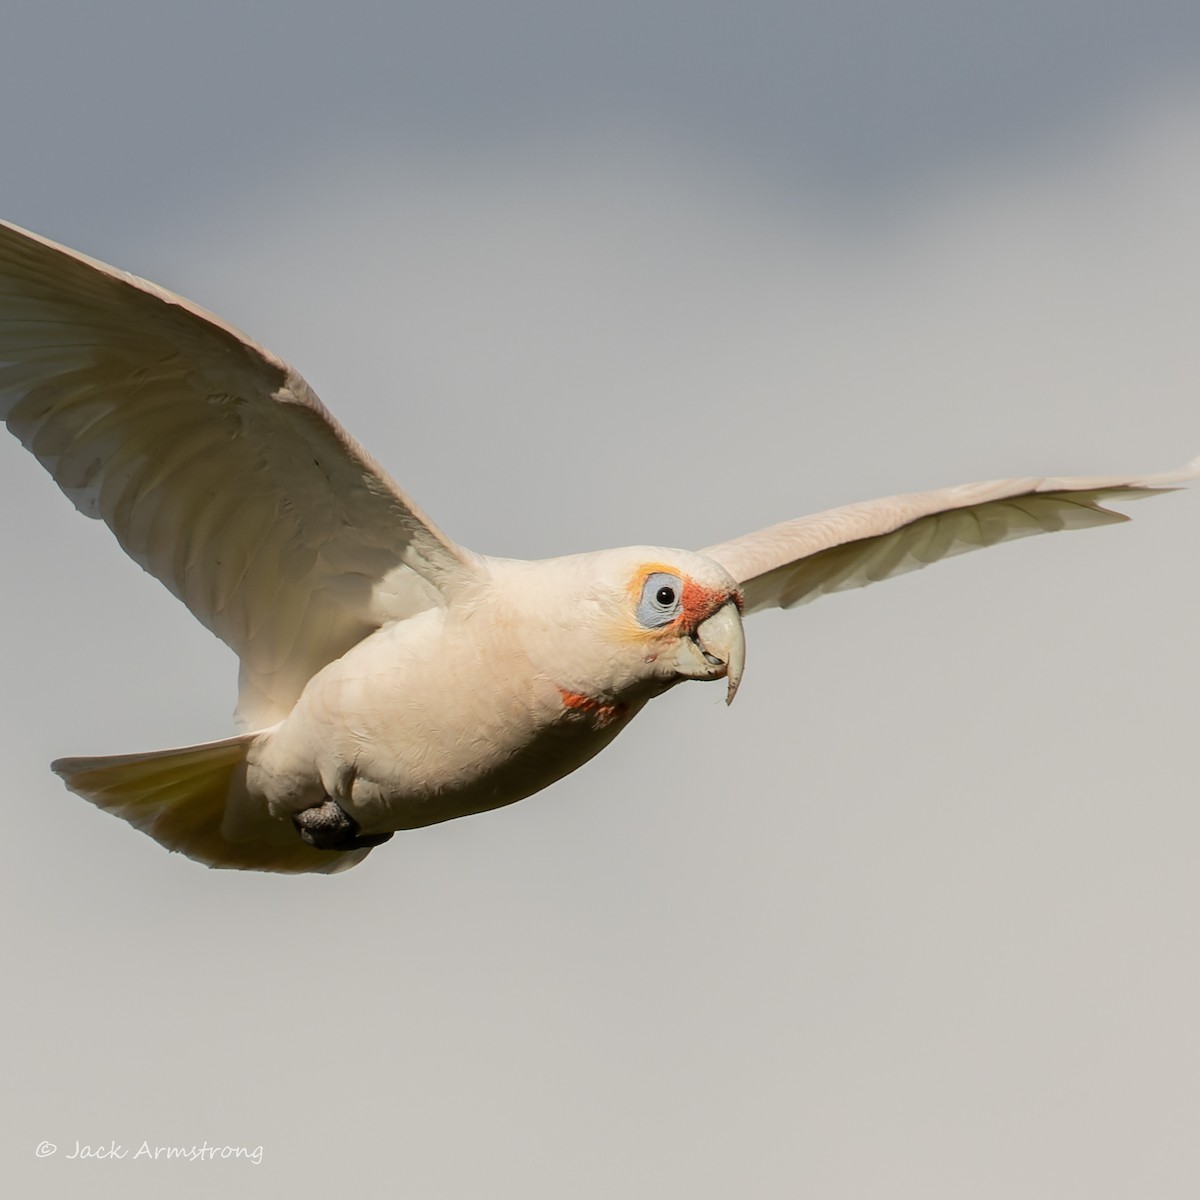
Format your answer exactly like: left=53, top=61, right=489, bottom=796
left=0, top=218, right=1192, bottom=873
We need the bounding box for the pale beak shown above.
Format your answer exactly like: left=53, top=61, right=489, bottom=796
left=692, top=600, right=746, bottom=705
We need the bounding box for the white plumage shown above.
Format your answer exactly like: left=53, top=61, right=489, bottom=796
left=0, top=218, right=1191, bottom=873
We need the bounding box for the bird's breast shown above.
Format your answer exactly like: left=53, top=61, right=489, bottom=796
left=248, top=610, right=642, bottom=832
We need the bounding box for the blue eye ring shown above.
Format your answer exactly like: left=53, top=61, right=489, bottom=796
left=637, top=572, right=684, bottom=628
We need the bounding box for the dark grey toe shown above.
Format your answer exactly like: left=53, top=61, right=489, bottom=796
left=293, top=798, right=394, bottom=852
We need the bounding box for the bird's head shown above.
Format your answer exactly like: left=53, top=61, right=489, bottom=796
left=615, top=554, right=746, bottom=704
left=503, top=548, right=745, bottom=708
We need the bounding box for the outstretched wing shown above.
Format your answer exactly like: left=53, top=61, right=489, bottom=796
left=702, top=466, right=1196, bottom=615
left=0, top=219, right=481, bottom=727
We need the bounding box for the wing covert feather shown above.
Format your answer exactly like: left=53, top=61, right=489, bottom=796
left=0, top=219, right=480, bottom=727
left=702, top=467, right=1197, bottom=615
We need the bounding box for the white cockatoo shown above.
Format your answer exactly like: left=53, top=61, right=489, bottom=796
left=0, top=219, right=1192, bottom=873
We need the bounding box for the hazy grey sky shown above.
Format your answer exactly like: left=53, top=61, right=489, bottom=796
left=4, top=4, right=1200, bottom=1198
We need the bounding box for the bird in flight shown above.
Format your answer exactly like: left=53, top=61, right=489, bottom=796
left=1, top=219, right=1191, bottom=873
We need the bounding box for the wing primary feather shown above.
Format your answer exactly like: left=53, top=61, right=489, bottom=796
left=0, top=216, right=482, bottom=726
left=703, top=465, right=1197, bottom=615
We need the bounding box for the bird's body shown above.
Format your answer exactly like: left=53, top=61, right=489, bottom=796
left=243, top=548, right=729, bottom=842
left=1, top=217, right=1192, bottom=873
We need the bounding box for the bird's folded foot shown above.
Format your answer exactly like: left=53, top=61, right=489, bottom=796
left=292, top=798, right=394, bottom=851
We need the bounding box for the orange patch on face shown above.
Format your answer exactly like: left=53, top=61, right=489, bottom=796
left=627, top=562, right=737, bottom=636
left=679, top=576, right=733, bottom=629
left=559, top=689, right=629, bottom=729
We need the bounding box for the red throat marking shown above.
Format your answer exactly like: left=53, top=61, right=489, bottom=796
left=558, top=689, right=629, bottom=729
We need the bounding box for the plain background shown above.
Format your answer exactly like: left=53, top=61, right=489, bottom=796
left=2, top=3, right=1199, bottom=1196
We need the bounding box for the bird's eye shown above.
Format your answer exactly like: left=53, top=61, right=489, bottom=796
left=637, top=572, right=684, bottom=628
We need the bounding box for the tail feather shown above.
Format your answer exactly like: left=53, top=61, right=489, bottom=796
left=53, top=736, right=371, bottom=875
